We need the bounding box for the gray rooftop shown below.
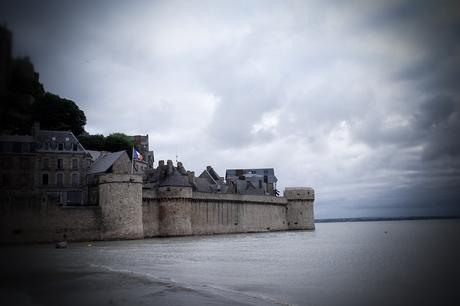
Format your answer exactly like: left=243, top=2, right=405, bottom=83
left=35, top=129, right=85, bottom=152
left=88, top=151, right=126, bottom=174
left=86, top=150, right=105, bottom=161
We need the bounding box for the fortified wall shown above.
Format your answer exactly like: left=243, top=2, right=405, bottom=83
left=0, top=162, right=315, bottom=243
left=142, top=186, right=315, bottom=237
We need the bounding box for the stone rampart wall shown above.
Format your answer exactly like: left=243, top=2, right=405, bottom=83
left=190, top=192, right=288, bottom=235
left=141, top=189, right=314, bottom=237
left=0, top=191, right=101, bottom=243
left=1, top=178, right=314, bottom=243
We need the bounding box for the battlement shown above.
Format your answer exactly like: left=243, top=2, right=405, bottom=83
left=284, top=187, right=315, bottom=200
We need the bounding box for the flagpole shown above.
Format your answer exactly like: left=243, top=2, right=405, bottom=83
left=131, top=146, right=134, bottom=174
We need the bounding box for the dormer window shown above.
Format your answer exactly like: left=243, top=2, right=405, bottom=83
left=58, top=143, right=63, bottom=151
left=52, top=137, right=56, bottom=141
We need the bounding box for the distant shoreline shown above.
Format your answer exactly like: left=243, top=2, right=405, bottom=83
left=315, top=215, right=460, bottom=223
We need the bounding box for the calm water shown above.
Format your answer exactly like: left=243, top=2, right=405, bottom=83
left=1, top=220, right=459, bottom=306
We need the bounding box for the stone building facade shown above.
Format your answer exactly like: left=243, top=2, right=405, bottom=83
left=34, top=128, right=89, bottom=205
left=0, top=124, right=89, bottom=205
left=226, top=168, right=278, bottom=195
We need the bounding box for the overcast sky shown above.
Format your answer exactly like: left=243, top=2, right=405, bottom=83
left=1, top=0, right=459, bottom=218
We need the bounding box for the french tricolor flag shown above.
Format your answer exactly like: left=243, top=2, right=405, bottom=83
left=133, top=148, right=144, bottom=161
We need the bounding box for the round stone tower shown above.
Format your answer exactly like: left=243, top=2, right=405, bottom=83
left=98, top=174, right=144, bottom=239
left=157, top=186, right=193, bottom=236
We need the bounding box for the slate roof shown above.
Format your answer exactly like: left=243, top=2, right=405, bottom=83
left=86, top=150, right=104, bottom=161
left=87, top=151, right=126, bottom=174
left=194, top=177, right=214, bottom=192
left=35, top=129, right=85, bottom=152
left=158, top=170, right=192, bottom=187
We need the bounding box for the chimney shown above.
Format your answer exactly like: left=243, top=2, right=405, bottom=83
left=32, top=121, right=40, bottom=138
left=167, top=160, right=173, bottom=174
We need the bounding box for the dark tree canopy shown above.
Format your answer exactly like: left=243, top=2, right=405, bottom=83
left=104, top=133, right=134, bottom=154
left=32, top=92, right=87, bottom=136
left=78, top=134, right=105, bottom=151
left=0, top=27, right=87, bottom=136
left=1, top=57, right=45, bottom=134
left=9, top=57, right=45, bottom=98
left=78, top=133, right=134, bottom=155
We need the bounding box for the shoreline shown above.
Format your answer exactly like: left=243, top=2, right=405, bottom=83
left=315, top=215, right=460, bottom=223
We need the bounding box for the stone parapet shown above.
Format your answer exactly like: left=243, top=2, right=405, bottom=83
left=98, top=173, right=142, bottom=185
left=192, top=192, right=287, bottom=205
left=157, top=186, right=193, bottom=199
left=284, top=187, right=315, bottom=200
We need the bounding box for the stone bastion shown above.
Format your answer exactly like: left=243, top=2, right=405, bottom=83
left=1, top=172, right=315, bottom=243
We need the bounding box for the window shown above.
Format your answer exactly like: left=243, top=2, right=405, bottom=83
left=72, top=159, right=78, bottom=170
left=73, top=143, right=78, bottom=151
left=57, top=159, right=63, bottom=169
left=58, top=143, right=63, bottom=151
left=42, top=173, right=49, bottom=185
left=21, top=158, right=31, bottom=170
left=12, top=142, right=22, bottom=153
left=71, top=173, right=79, bottom=185
left=1, top=157, right=12, bottom=169
left=1, top=173, right=10, bottom=186
left=56, top=173, right=63, bottom=186
left=2, top=142, right=12, bottom=152
left=22, top=143, right=30, bottom=153
left=67, top=191, right=82, bottom=205
left=43, top=158, right=49, bottom=169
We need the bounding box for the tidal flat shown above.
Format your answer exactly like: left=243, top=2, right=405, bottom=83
left=1, top=219, right=459, bottom=306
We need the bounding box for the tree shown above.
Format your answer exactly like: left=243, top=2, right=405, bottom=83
left=103, top=133, right=134, bottom=154
left=1, top=57, right=45, bottom=134
left=32, top=92, right=87, bottom=136
left=9, top=57, right=45, bottom=98
left=77, top=133, right=134, bottom=154
left=78, top=134, right=105, bottom=151
left=0, top=27, right=88, bottom=136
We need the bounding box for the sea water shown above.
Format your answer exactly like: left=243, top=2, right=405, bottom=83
left=1, top=219, right=459, bottom=306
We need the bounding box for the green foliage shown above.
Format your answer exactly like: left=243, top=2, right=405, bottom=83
left=78, top=133, right=134, bottom=154
left=104, top=133, right=134, bottom=154
left=78, top=134, right=105, bottom=151
left=32, top=92, right=87, bottom=136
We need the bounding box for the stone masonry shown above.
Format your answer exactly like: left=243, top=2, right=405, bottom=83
left=0, top=162, right=315, bottom=243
